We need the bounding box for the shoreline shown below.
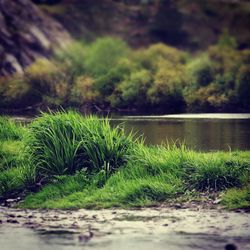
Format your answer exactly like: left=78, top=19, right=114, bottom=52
left=1, top=205, right=250, bottom=249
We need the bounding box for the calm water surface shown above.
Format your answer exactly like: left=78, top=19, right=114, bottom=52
left=111, top=114, right=250, bottom=151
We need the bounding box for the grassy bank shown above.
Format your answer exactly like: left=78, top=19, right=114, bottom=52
left=0, top=111, right=249, bottom=210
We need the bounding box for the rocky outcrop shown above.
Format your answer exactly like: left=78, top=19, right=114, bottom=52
left=0, top=0, right=71, bottom=76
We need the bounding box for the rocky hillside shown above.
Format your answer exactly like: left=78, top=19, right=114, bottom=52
left=38, top=0, right=250, bottom=49
left=0, top=0, right=71, bottom=76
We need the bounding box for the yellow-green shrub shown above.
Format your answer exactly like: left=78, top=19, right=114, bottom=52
left=0, top=75, right=36, bottom=108
left=186, top=54, right=214, bottom=87
left=147, top=60, right=186, bottom=112
left=134, top=43, right=188, bottom=72
left=185, top=83, right=230, bottom=112
left=70, top=75, right=99, bottom=105
left=25, top=58, right=72, bottom=106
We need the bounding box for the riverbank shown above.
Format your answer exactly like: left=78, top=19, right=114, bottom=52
left=0, top=111, right=250, bottom=210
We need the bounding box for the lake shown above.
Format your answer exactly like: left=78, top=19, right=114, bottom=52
left=11, top=113, right=250, bottom=151
left=111, top=113, right=250, bottom=151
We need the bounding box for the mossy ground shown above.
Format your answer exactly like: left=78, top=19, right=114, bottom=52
left=0, top=112, right=249, bottom=210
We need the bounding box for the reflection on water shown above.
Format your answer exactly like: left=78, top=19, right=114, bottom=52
left=111, top=118, right=250, bottom=151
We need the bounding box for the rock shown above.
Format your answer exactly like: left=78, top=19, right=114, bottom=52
left=225, top=243, right=237, bottom=250
left=0, top=0, right=71, bottom=76
left=6, top=219, right=19, bottom=224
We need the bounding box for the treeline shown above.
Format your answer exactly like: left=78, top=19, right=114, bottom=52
left=0, top=35, right=250, bottom=113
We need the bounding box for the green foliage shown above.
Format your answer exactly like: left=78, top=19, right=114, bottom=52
left=55, top=41, right=86, bottom=76
left=70, top=75, right=98, bottom=105
left=222, top=186, right=250, bottom=209
left=19, top=132, right=250, bottom=209
left=117, top=69, right=152, bottom=108
left=25, top=111, right=135, bottom=178
left=95, top=58, right=136, bottom=97
left=0, top=141, right=25, bottom=171
left=25, top=58, right=72, bottom=107
left=186, top=54, right=214, bottom=87
left=236, top=65, right=250, bottom=109
left=0, top=117, right=26, bottom=141
left=1, top=34, right=250, bottom=113
left=217, top=30, right=238, bottom=49
left=0, top=75, right=34, bottom=108
left=84, top=37, right=130, bottom=77
left=147, top=61, right=186, bottom=112
left=134, top=43, right=187, bottom=72
left=0, top=165, right=36, bottom=198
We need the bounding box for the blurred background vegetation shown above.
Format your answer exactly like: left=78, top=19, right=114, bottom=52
left=0, top=0, right=250, bottom=114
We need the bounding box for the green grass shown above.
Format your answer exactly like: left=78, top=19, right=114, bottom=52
left=25, top=111, right=135, bottom=178
left=0, top=116, right=27, bottom=141
left=222, top=186, right=250, bottom=209
left=0, top=111, right=249, bottom=210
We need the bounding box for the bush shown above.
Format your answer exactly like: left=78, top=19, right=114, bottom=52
left=236, top=65, right=250, bottom=109
left=94, top=58, right=136, bottom=97
left=0, top=75, right=37, bottom=108
left=134, top=43, right=187, bottom=72
left=70, top=75, right=98, bottom=105
left=25, top=111, right=135, bottom=179
left=55, top=41, right=86, bottom=76
left=84, top=37, right=130, bottom=77
left=25, top=58, right=72, bottom=106
left=117, top=69, right=152, bottom=108
left=184, top=84, right=230, bottom=112
left=208, top=45, right=241, bottom=87
left=147, top=61, right=186, bottom=112
left=186, top=54, right=214, bottom=87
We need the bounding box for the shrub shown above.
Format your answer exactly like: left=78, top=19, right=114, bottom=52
left=236, top=65, right=250, bottom=109
left=217, top=30, right=238, bottom=50
left=94, top=58, right=136, bottom=97
left=134, top=43, right=187, bottom=72
left=186, top=54, right=214, bottom=87
left=25, top=58, right=72, bottom=106
left=0, top=75, right=37, bottom=108
left=84, top=37, right=130, bottom=77
left=25, top=111, right=135, bottom=179
left=70, top=75, right=98, bottom=105
left=117, top=69, right=152, bottom=108
left=241, top=49, right=250, bottom=64
left=147, top=61, right=186, bottom=112
left=208, top=45, right=241, bottom=87
left=55, top=41, right=86, bottom=76
left=184, top=83, right=230, bottom=112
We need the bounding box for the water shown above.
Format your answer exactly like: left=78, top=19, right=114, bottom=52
left=111, top=113, right=250, bottom=151
left=1, top=207, right=250, bottom=250
left=0, top=226, right=249, bottom=250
